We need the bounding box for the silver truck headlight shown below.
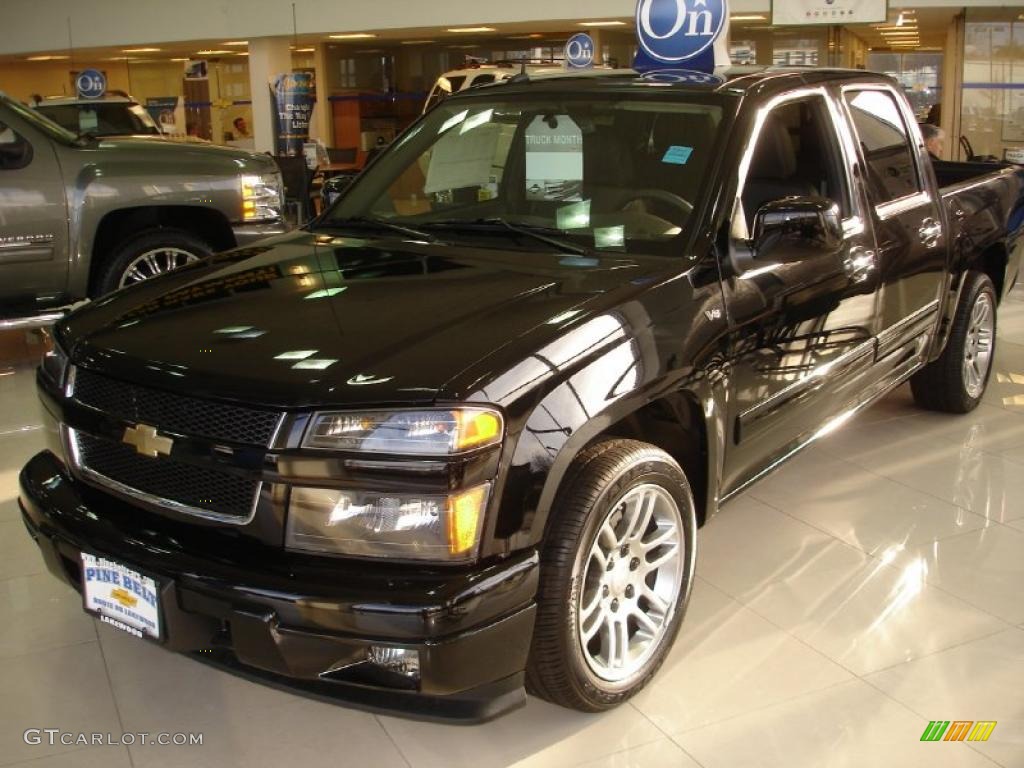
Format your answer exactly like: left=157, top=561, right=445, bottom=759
left=240, top=172, right=283, bottom=222
left=286, top=483, right=490, bottom=561
left=302, top=408, right=503, bottom=455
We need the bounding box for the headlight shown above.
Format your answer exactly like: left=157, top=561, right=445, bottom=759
left=302, top=408, right=503, bottom=455
left=240, top=172, right=283, bottom=222
left=286, top=483, right=490, bottom=561
left=40, top=340, right=69, bottom=388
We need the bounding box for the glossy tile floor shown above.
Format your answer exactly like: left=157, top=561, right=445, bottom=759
left=2, top=290, right=1023, bottom=768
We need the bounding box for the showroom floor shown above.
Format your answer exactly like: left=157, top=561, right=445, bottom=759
left=1, top=290, right=1023, bottom=768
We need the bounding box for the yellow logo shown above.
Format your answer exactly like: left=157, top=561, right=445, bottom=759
left=110, top=588, right=138, bottom=608
left=122, top=424, right=173, bottom=459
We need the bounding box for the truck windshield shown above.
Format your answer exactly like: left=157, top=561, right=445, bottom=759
left=35, top=102, right=162, bottom=137
left=2, top=97, right=77, bottom=145
left=324, top=93, right=728, bottom=257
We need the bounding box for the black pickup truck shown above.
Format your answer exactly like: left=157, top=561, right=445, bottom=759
left=19, top=68, right=1024, bottom=721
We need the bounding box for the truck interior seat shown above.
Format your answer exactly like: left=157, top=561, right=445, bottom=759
left=742, top=114, right=816, bottom=228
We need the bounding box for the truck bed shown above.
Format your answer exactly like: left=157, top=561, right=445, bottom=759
left=933, top=159, right=1012, bottom=192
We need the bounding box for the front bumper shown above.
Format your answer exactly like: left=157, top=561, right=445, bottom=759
left=231, top=220, right=292, bottom=247
left=19, top=450, right=538, bottom=722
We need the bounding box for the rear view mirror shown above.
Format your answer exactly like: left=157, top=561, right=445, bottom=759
left=752, top=197, right=843, bottom=264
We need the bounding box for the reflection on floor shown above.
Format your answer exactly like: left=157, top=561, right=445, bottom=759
left=1, top=289, right=1023, bottom=768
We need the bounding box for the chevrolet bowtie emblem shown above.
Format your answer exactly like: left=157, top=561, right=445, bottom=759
left=122, top=424, right=173, bottom=458
left=110, top=587, right=139, bottom=608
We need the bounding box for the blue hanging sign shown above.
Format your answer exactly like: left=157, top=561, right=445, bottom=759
left=564, top=33, right=595, bottom=69
left=634, top=0, right=727, bottom=74
left=273, top=71, right=316, bottom=156
left=75, top=69, right=107, bottom=99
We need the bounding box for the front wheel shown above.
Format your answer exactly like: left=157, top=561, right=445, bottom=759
left=526, top=439, right=697, bottom=711
left=94, top=228, right=212, bottom=297
left=911, top=271, right=997, bottom=413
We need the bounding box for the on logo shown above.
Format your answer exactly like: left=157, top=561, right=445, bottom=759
left=636, top=0, right=726, bottom=63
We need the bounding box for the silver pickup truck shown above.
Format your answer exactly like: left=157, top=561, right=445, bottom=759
left=0, top=92, right=288, bottom=320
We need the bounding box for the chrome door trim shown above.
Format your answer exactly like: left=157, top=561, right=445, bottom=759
left=876, top=299, right=940, bottom=354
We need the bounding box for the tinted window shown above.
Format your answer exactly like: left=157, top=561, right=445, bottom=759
left=0, top=122, right=33, bottom=170
left=844, top=90, right=921, bottom=205
left=35, top=102, right=161, bottom=137
left=741, top=96, right=850, bottom=229
left=470, top=74, right=496, bottom=88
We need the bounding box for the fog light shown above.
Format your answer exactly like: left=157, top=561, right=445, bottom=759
left=368, top=646, right=420, bottom=678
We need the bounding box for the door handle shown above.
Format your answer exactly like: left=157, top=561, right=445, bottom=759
left=843, top=246, right=876, bottom=284
left=918, top=218, right=942, bottom=248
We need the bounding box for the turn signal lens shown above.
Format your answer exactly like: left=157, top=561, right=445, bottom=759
left=448, top=485, right=488, bottom=555
left=455, top=410, right=502, bottom=451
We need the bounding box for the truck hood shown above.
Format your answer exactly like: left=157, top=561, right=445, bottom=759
left=62, top=230, right=670, bottom=409
left=83, top=136, right=277, bottom=174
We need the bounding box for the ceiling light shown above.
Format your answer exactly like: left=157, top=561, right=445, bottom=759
left=171, top=58, right=189, bottom=62
left=195, top=49, right=232, bottom=55
left=223, top=41, right=248, bottom=46
left=446, top=27, right=496, bottom=33
left=578, top=20, right=627, bottom=27
left=401, top=40, right=437, bottom=45
left=294, top=47, right=315, bottom=52
left=123, top=47, right=161, bottom=53
left=235, top=52, right=249, bottom=56
left=329, top=32, right=377, bottom=39
left=25, top=54, right=69, bottom=61
left=730, top=14, right=767, bottom=21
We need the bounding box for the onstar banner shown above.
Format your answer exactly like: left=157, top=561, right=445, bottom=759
left=772, top=0, right=887, bottom=26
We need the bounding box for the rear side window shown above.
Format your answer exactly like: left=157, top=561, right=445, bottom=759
left=0, top=121, right=33, bottom=171
left=844, top=89, right=921, bottom=205
left=469, top=74, right=496, bottom=88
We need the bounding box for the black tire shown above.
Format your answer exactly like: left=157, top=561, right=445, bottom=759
left=94, top=228, right=212, bottom=297
left=911, top=271, right=998, bottom=414
left=526, top=439, right=697, bottom=712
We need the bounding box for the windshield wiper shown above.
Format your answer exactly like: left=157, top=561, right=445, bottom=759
left=321, top=216, right=437, bottom=243
left=423, top=218, right=588, bottom=256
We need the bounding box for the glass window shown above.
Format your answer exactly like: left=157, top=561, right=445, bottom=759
left=0, top=121, right=33, bottom=170
left=844, top=89, right=921, bottom=205
left=34, top=102, right=161, bottom=137
left=326, top=93, right=729, bottom=257
left=469, top=74, right=496, bottom=88
left=739, top=97, right=850, bottom=230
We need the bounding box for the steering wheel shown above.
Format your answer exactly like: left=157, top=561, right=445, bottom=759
left=617, top=188, right=694, bottom=218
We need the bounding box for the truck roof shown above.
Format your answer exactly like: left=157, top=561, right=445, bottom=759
left=475, top=66, right=895, bottom=97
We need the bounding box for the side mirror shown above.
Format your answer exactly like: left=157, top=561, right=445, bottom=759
left=751, top=197, right=843, bottom=264
left=322, top=173, right=358, bottom=207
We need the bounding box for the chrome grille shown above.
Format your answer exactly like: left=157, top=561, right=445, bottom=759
left=73, top=430, right=259, bottom=522
left=72, top=367, right=282, bottom=447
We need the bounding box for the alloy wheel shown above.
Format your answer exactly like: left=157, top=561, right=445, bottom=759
left=118, top=247, right=200, bottom=288
left=576, top=483, right=685, bottom=683
left=962, top=291, right=995, bottom=399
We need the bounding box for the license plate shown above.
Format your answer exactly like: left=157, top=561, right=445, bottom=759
left=81, top=553, right=162, bottom=641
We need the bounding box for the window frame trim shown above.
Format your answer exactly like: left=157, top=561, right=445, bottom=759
left=731, top=86, right=862, bottom=241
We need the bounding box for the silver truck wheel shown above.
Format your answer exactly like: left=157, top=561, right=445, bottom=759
left=526, top=439, right=697, bottom=712
left=911, top=271, right=998, bottom=414
left=577, top=484, right=685, bottom=683
left=962, top=290, right=995, bottom=399
left=94, top=228, right=213, bottom=297
left=118, top=247, right=201, bottom=288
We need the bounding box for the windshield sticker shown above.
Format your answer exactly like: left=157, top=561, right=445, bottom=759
left=594, top=225, right=626, bottom=250
left=662, top=145, right=694, bottom=165
left=556, top=200, right=591, bottom=230
left=525, top=115, right=584, bottom=201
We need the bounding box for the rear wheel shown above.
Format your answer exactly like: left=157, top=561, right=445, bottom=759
left=911, top=271, right=997, bottom=413
left=526, top=439, right=697, bottom=711
left=95, top=228, right=211, bottom=296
